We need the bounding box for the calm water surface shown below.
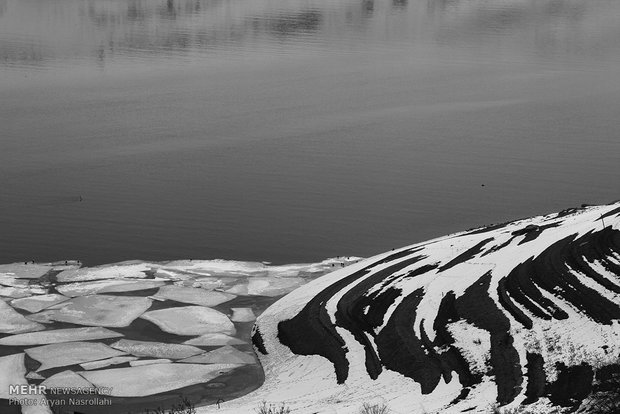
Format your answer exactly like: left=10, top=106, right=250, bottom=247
left=1, top=0, right=620, bottom=265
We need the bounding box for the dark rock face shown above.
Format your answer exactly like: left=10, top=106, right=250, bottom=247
left=258, top=203, right=620, bottom=412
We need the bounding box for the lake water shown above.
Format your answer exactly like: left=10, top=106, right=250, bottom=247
left=1, top=0, right=619, bottom=266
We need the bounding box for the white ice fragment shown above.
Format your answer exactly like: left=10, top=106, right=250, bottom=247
left=41, top=370, right=95, bottom=389
left=80, top=356, right=138, bottom=370
left=79, top=363, right=242, bottom=397
left=228, top=277, right=306, bottom=297
left=110, top=339, right=204, bottom=359
left=26, top=371, right=45, bottom=380
left=0, top=275, right=30, bottom=287
left=55, top=261, right=152, bottom=282
left=0, top=353, right=51, bottom=413
left=179, top=346, right=255, bottom=365
left=25, top=310, right=57, bottom=324
left=0, top=286, right=36, bottom=298
left=140, top=306, right=235, bottom=336
left=26, top=341, right=127, bottom=372
left=10, top=294, right=71, bottom=313
left=129, top=358, right=172, bottom=367
left=0, top=327, right=123, bottom=346
left=56, top=279, right=166, bottom=297
left=183, top=333, right=246, bottom=346
left=230, top=307, right=256, bottom=322
left=152, top=285, right=236, bottom=307
left=0, top=299, right=46, bottom=334
left=37, top=295, right=153, bottom=327
left=0, top=263, right=51, bottom=279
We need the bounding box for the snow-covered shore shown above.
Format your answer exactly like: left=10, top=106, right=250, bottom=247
left=203, top=202, right=620, bottom=414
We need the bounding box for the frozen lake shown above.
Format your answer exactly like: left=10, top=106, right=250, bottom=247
left=1, top=0, right=620, bottom=265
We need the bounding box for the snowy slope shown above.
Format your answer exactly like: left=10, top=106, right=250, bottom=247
left=202, top=202, right=620, bottom=414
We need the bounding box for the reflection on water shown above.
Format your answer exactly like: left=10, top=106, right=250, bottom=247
left=1, top=0, right=620, bottom=266
left=2, top=0, right=620, bottom=70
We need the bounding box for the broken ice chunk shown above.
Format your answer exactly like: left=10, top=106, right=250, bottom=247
left=0, top=299, right=45, bottom=334
left=183, top=333, right=246, bottom=346
left=41, top=370, right=95, bottom=389
left=80, top=356, right=138, bottom=370
left=179, top=346, right=255, bottom=365
left=129, top=358, right=172, bottom=367
left=0, top=327, right=123, bottom=346
left=110, top=339, right=204, bottom=359
left=0, top=263, right=52, bottom=279
left=10, top=294, right=70, bottom=313
left=230, top=307, right=256, bottom=322
left=55, top=261, right=152, bottom=282
left=36, top=295, right=152, bottom=327
left=56, top=279, right=166, bottom=297
left=25, top=341, right=127, bottom=372
left=0, top=353, right=52, bottom=413
left=152, top=285, right=235, bottom=307
left=140, top=306, right=235, bottom=336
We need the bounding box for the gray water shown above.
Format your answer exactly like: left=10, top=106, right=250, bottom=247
left=1, top=0, right=619, bottom=266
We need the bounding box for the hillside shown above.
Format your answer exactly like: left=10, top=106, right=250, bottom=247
left=205, top=202, right=620, bottom=414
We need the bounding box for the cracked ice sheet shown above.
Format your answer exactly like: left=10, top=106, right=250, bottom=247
left=152, top=257, right=362, bottom=279
left=9, top=294, right=71, bottom=313
left=0, top=327, right=123, bottom=346
left=183, top=333, right=246, bottom=346
left=152, top=285, right=235, bottom=307
left=56, top=278, right=167, bottom=297
left=0, top=353, right=51, bottom=414
left=226, top=277, right=306, bottom=297
left=110, top=339, right=204, bottom=359
left=179, top=346, right=255, bottom=365
left=0, top=299, right=45, bottom=334
left=33, top=295, right=153, bottom=327
left=42, top=370, right=95, bottom=389
left=26, top=341, right=127, bottom=372
left=55, top=261, right=152, bottom=282
left=80, top=356, right=138, bottom=370
left=79, top=363, right=242, bottom=397
left=140, top=306, right=235, bottom=336
left=0, top=285, right=47, bottom=298
left=0, top=263, right=52, bottom=279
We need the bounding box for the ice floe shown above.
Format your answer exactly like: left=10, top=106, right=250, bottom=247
left=0, top=327, right=123, bottom=346
left=225, top=277, right=306, bottom=297
left=230, top=307, right=256, bottom=322
left=41, top=370, right=95, bottom=389
left=26, top=341, right=127, bottom=372
left=0, top=353, right=51, bottom=414
left=0, top=263, right=52, bottom=279
left=80, top=356, right=138, bottom=370
left=179, top=346, right=255, bottom=365
left=110, top=339, right=204, bottom=359
left=0, top=275, right=31, bottom=287
left=183, top=333, right=246, bottom=346
left=55, top=261, right=151, bottom=282
left=140, top=305, right=235, bottom=336
left=36, top=295, right=153, bottom=327
left=56, top=278, right=166, bottom=297
left=9, top=293, right=70, bottom=313
left=0, top=299, right=46, bottom=334
left=129, top=358, right=172, bottom=366
left=79, top=363, right=242, bottom=396
left=152, top=285, right=236, bottom=307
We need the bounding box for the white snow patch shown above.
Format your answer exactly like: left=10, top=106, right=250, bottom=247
left=78, top=363, right=242, bottom=397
